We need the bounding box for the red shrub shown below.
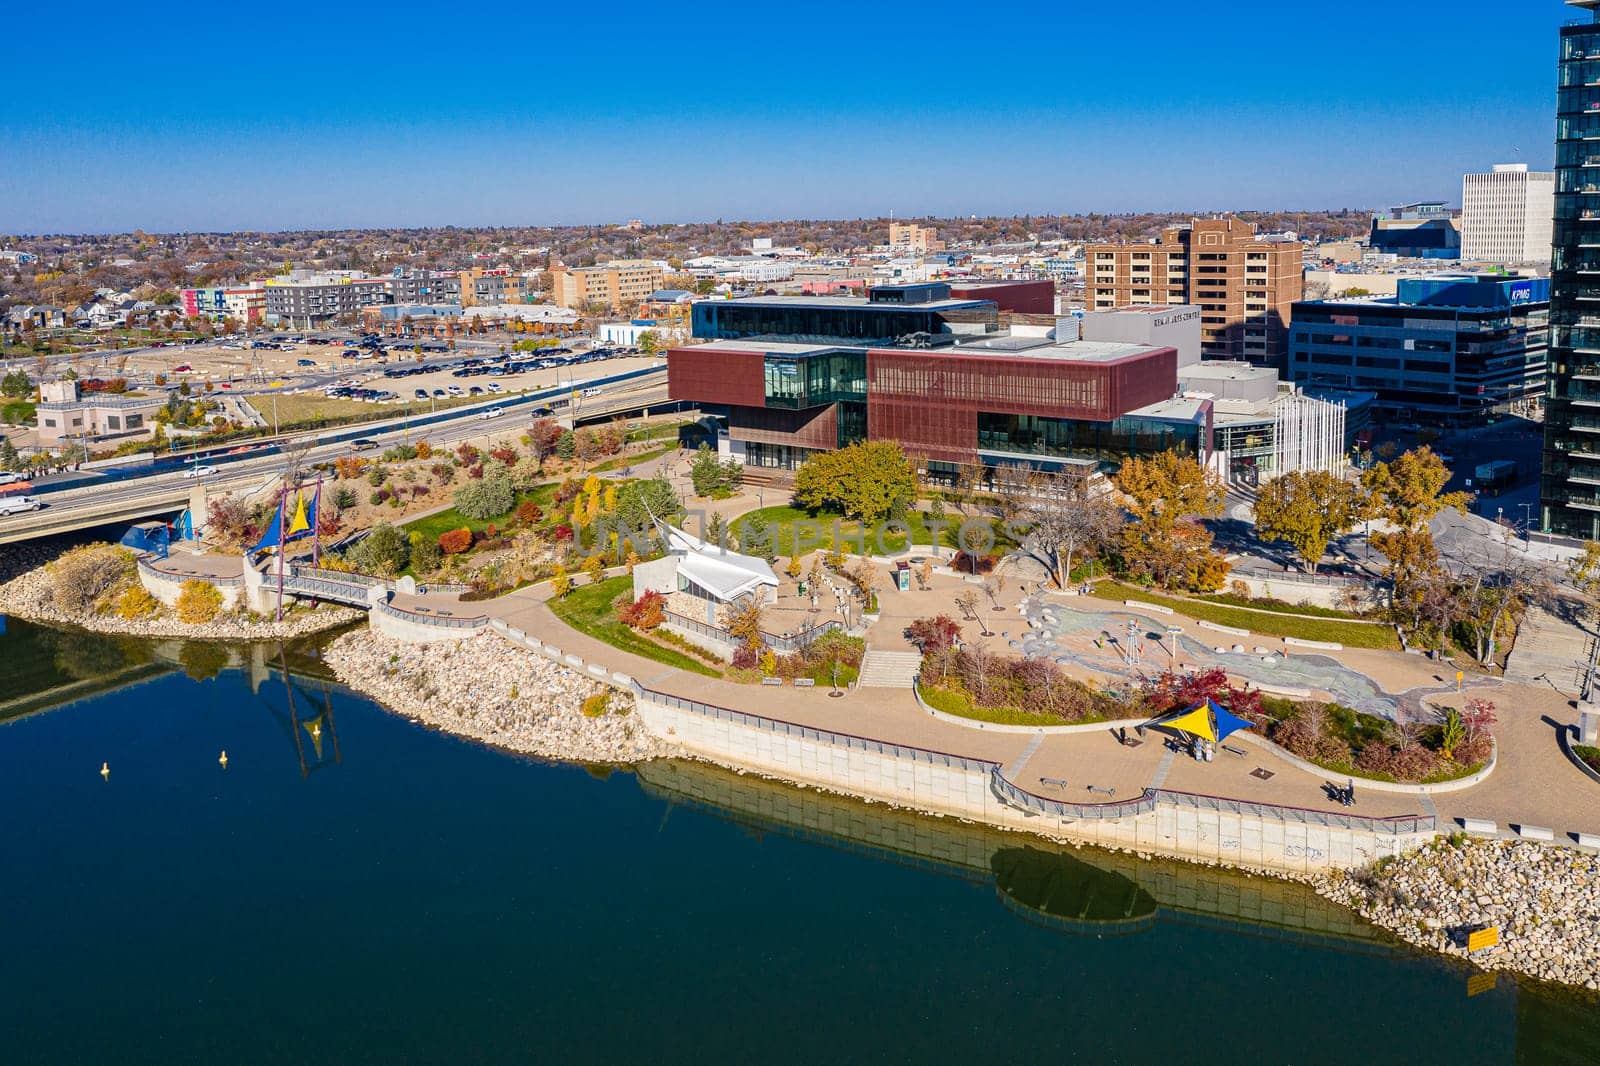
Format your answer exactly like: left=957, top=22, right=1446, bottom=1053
left=516, top=501, right=544, bottom=525
left=618, top=590, right=666, bottom=630
left=731, top=644, right=760, bottom=671
left=489, top=445, right=518, bottom=464
left=455, top=443, right=480, bottom=465
left=467, top=463, right=485, bottom=480
left=552, top=524, right=573, bottom=543
left=437, top=527, right=473, bottom=555
left=907, top=615, right=962, bottom=653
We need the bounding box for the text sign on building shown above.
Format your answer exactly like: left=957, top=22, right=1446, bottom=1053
left=1150, top=308, right=1201, bottom=329
left=1508, top=283, right=1533, bottom=305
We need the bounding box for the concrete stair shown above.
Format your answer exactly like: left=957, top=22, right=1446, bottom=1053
left=856, top=650, right=923, bottom=689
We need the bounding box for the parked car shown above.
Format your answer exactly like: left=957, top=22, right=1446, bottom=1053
left=446, top=385, right=464, bottom=396
left=0, top=472, right=24, bottom=486
left=0, top=494, right=41, bottom=516
left=432, top=388, right=446, bottom=398
left=485, top=382, right=504, bottom=393
left=468, top=386, right=484, bottom=396
left=414, top=388, right=429, bottom=399
left=182, top=465, right=217, bottom=479
left=297, top=358, right=317, bottom=367
left=172, top=364, right=192, bottom=372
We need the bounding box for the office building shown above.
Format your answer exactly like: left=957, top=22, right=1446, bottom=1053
left=690, top=284, right=1000, bottom=347
left=1370, top=202, right=1462, bottom=259
left=549, top=260, right=665, bottom=313
left=1288, top=274, right=1548, bottom=425
left=1545, top=1, right=1600, bottom=538
left=1083, top=216, right=1303, bottom=366
left=1461, top=164, right=1554, bottom=266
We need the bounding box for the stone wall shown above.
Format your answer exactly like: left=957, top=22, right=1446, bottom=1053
left=137, top=560, right=241, bottom=610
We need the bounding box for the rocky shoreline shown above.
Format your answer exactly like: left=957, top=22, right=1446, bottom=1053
left=323, top=626, right=670, bottom=764
left=1316, top=838, right=1600, bottom=990
left=0, top=542, right=362, bottom=642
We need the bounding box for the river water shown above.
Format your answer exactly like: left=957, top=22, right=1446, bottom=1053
left=1, top=616, right=1596, bottom=1065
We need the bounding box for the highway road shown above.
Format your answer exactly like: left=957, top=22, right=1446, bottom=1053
left=0, top=372, right=674, bottom=545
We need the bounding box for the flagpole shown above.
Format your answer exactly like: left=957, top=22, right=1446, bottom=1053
left=312, top=475, right=323, bottom=567
left=275, top=480, right=287, bottom=622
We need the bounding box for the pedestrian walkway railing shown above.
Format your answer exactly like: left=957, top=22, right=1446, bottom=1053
left=661, top=609, right=844, bottom=654
left=138, top=557, right=246, bottom=587
left=988, top=768, right=1435, bottom=834
left=990, top=770, right=1159, bottom=820
left=633, top=683, right=998, bottom=774
left=290, top=565, right=387, bottom=589
left=372, top=597, right=489, bottom=630
left=282, top=574, right=377, bottom=607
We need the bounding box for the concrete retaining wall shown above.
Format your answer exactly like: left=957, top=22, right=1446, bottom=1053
left=370, top=601, right=488, bottom=643
left=138, top=561, right=241, bottom=610
left=634, top=697, right=1434, bottom=874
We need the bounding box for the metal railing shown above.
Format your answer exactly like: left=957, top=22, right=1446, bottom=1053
left=661, top=608, right=844, bottom=653
left=137, top=557, right=246, bottom=587
left=633, top=682, right=997, bottom=774
left=372, top=598, right=489, bottom=630
left=282, top=575, right=375, bottom=606
left=290, top=565, right=388, bottom=589
left=990, top=770, right=1159, bottom=820
left=988, top=768, right=1434, bottom=834
left=1153, top=787, right=1435, bottom=835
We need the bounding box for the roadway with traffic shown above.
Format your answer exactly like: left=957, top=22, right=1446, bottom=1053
left=0, top=366, right=674, bottom=545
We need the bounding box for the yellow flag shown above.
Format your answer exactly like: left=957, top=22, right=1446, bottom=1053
left=286, top=491, right=311, bottom=537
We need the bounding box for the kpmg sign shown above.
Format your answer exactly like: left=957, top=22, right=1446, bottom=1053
left=1508, top=281, right=1534, bottom=305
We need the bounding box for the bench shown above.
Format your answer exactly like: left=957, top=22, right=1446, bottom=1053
left=1086, top=784, right=1117, bottom=798
left=1222, top=744, right=1247, bottom=758
left=761, top=677, right=783, bottom=686
left=1040, top=777, right=1068, bottom=790
left=794, top=678, right=816, bottom=687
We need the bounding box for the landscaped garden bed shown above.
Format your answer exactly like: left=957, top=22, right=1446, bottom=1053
left=1109, top=582, right=1400, bottom=651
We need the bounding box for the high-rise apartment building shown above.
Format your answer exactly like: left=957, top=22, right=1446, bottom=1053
left=1544, top=2, right=1600, bottom=538
left=1461, top=163, right=1554, bottom=266
left=549, top=260, right=665, bottom=313
left=888, top=221, right=943, bottom=254
left=1083, top=216, right=1302, bottom=366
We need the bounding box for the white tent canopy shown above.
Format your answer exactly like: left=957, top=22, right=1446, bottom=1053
left=662, top=523, right=778, bottom=603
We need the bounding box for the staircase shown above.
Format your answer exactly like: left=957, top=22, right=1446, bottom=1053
left=856, top=650, right=923, bottom=689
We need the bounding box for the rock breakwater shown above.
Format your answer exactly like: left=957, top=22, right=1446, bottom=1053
left=1317, top=838, right=1600, bottom=990
left=325, top=626, right=669, bottom=764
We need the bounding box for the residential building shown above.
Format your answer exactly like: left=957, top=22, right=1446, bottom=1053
left=262, top=272, right=390, bottom=328
left=1288, top=274, right=1548, bottom=425
left=1083, top=216, right=1303, bottom=367
left=180, top=285, right=265, bottom=324
left=386, top=269, right=462, bottom=304
left=681, top=255, right=795, bottom=284
left=0, top=249, right=39, bottom=265
left=34, top=381, right=162, bottom=447
left=549, top=260, right=666, bottom=312
left=888, top=222, right=943, bottom=254
left=3, top=305, right=67, bottom=330
left=458, top=268, right=527, bottom=307
left=1461, top=163, right=1554, bottom=266
left=1545, top=2, right=1600, bottom=538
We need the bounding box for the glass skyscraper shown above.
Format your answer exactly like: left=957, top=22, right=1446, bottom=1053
left=1546, top=0, right=1600, bottom=537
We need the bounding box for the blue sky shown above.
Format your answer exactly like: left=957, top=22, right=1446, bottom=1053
left=0, top=1, right=1581, bottom=233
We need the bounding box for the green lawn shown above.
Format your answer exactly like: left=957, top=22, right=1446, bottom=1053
left=921, top=684, right=1103, bottom=728
left=733, top=504, right=1012, bottom=560
left=1577, top=745, right=1600, bottom=774
left=549, top=575, right=721, bottom=677
left=1, top=399, right=36, bottom=425
left=1109, top=583, right=1400, bottom=650
left=403, top=482, right=560, bottom=542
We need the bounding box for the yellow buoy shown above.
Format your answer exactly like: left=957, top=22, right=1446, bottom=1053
left=219, top=750, right=229, bottom=770
left=100, top=762, right=110, bottom=781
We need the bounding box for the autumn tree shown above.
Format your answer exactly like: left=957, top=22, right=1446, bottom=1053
left=792, top=441, right=916, bottom=523
left=1112, top=451, right=1227, bottom=591
left=1362, top=448, right=1470, bottom=639
left=1022, top=471, right=1123, bottom=589
left=1252, top=470, right=1367, bottom=574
